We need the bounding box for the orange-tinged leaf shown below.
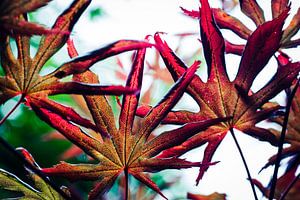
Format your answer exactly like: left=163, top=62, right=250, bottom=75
left=39, top=51, right=225, bottom=199
left=73, top=71, right=118, bottom=139
left=239, top=0, right=265, bottom=26
left=282, top=7, right=300, bottom=44
left=271, top=0, right=289, bottom=18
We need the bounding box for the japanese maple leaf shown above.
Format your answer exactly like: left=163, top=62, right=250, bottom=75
left=32, top=45, right=225, bottom=199
left=182, top=0, right=300, bottom=54
left=136, top=0, right=300, bottom=183
left=0, top=0, right=54, bottom=35
left=0, top=0, right=152, bottom=129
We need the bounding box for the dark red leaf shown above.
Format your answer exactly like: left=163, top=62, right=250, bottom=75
left=142, top=0, right=299, bottom=183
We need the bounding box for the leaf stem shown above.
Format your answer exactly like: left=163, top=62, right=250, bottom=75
left=280, top=172, right=300, bottom=200
left=269, top=79, right=300, bottom=200
left=124, top=168, right=129, bottom=200
left=0, top=94, right=25, bottom=126
left=0, top=136, right=73, bottom=200
left=229, top=128, right=258, bottom=200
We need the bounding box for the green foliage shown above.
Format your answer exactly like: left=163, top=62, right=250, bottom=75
left=0, top=168, right=66, bottom=199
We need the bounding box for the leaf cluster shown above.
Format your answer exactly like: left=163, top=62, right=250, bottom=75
left=0, top=0, right=300, bottom=199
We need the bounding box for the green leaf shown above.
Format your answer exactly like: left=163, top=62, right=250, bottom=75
left=0, top=168, right=66, bottom=199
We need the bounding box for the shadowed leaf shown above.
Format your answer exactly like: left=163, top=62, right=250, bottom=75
left=0, top=148, right=68, bottom=199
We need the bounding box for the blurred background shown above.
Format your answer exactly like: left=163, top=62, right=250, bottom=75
left=0, top=0, right=299, bottom=199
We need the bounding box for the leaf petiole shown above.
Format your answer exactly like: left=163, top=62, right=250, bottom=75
left=0, top=94, right=25, bottom=126
left=124, top=169, right=129, bottom=200
left=229, top=128, right=258, bottom=200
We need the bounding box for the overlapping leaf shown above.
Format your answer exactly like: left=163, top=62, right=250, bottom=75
left=182, top=0, right=300, bottom=54
left=0, top=148, right=68, bottom=199
left=0, top=0, right=54, bottom=35
left=136, top=0, right=300, bottom=183
left=32, top=43, right=225, bottom=199
left=0, top=0, right=152, bottom=130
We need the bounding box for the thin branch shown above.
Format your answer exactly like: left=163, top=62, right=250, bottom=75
left=229, top=128, right=258, bottom=200
left=269, top=79, right=300, bottom=200
left=0, top=136, right=73, bottom=200
left=0, top=94, right=25, bottom=126
left=280, top=172, right=300, bottom=200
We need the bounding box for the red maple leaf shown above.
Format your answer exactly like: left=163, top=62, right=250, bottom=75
left=182, top=0, right=300, bottom=54
left=136, top=0, right=300, bottom=183
left=33, top=44, right=225, bottom=199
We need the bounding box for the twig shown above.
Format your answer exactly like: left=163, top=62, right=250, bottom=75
left=269, top=79, right=300, bottom=200
left=229, top=128, right=258, bottom=200
left=0, top=136, right=73, bottom=200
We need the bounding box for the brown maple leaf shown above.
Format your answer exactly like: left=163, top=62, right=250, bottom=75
left=0, top=0, right=152, bottom=129
left=136, top=0, right=300, bottom=183
left=32, top=45, right=225, bottom=199
left=182, top=0, right=300, bottom=54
